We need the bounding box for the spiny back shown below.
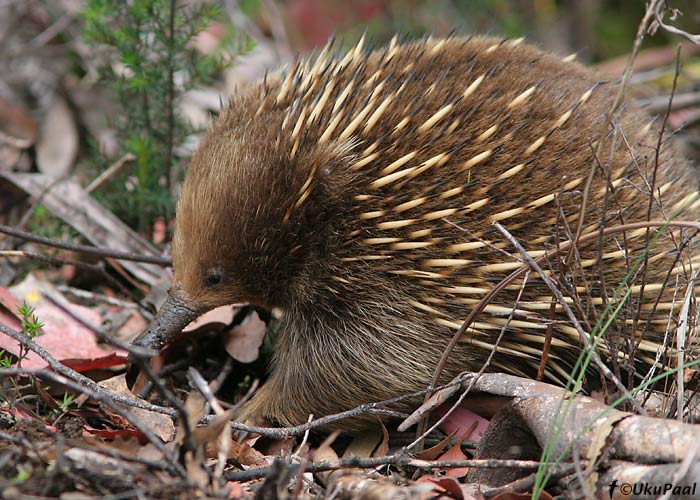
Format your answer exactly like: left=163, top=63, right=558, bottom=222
left=179, top=35, right=700, bottom=427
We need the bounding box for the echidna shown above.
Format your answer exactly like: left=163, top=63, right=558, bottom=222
left=135, top=35, right=700, bottom=430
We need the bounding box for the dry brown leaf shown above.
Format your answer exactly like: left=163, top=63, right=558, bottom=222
left=0, top=97, right=38, bottom=149
left=417, top=430, right=457, bottom=461
left=99, top=374, right=175, bottom=442
left=343, top=428, right=383, bottom=458
left=221, top=311, right=265, bottom=363
left=36, top=96, right=78, bottom=178
left=183, top=305, right=236, bottom=333
left=175, top=391, right=207, bottom=444
left=374, top=420, right=390, bottom=457
left=436, top=435, right=471, bottom=479
left=313, top=442, right=340, bottom=486
left=225, top=439, right=267, bottom=466
left=416, top=475, right=466, bottom=499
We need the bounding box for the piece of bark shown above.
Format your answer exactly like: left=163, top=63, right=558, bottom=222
left=0, top=172, right=163, bottom=286
left=595, top=460, right=700, bottom=499
left=431, top=373, right=700, bottom=494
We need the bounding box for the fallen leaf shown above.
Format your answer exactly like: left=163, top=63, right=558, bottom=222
left=436, top=436, right=471, bottom=479
left=434, top=404, right=490, bottom=442
left=226, top=440, right=267, bottom=467
left=183, top=305, right=236, bottom=333
left=99, top=374, right=175, bottom=442
left=115, top=311, right=148, bottom=342
left=417, top=475, right=464, bottom=499
left=36, top=96, right=78, bottom=178
left=0, top=98, right=38, bottom=149
left=221, top=311, right=265, bottom=363
left=417, top=430, right=457, bottom=461
left=343, top=428, right=383, bottom=458
left=6, top=275, right=120, bottom=369
left=60, top=353, right=128, bottom=372
left=83, top=427, right=146, bottom=446
left=374, top=421, right=389, bottom=457
left=0, top=286, right=21, bottom=324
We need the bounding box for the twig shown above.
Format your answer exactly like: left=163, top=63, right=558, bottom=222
left=55, top=285, right=146, bottom=312
left=0, top=223, right=171, bottom=266
left=651, top=3, right=700, bottom=44
left=410, top=271, right=531, bottom=452
left=85, top=153, right=136, bottom=193
left=427, top=219, right=700, bottom=412
left=41, top=291, right=152, bottom=357
left=205, top=373, right=477, bottom=439
left=0, top=322, right=171, bottom=416
left=5, top=11, right=76, bottom=57
left=674, top=271, right=695, bottom=421
left=225, top=454, right=572, bottom=482
left=481, top=465, right=576, bottom=498
left=0, top=366, right=183, bottom=476
left=492, top=221, right=646, bottom=415
left=0, top=250, right=133, bottom=297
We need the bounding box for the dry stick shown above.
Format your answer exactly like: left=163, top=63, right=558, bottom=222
left=674, top=271, right=695, bottom=422
left=651, top=2, right=700, bottom=44
left=56, top=285, right=146, bottom=311
left=632, top=45, right=683, bottom=380
left=0, top=429, right=171, bottom=473
left=406, top=272, right=531, bottom=453
left=561, top=0, right=663, bottom=358
left=85, top=153, right=136, bottom=193
left=0, top=250, right=133, bottom=299
left=426, top=220, right=700, bottom=425
left=5, top=11, right=76, bottom=57
left=481, top=465, right=576, bottom=499
left=225, top=454, right=571, bottom=482
left=0, top=323, right=172, bottom=417
left=209, top=373, right=475, bottom=439
left=188, top=367, right=234, bottom=483
left=565, top=0, right=664, bottom=376
left=1, top=249, right=107, bottom=272
left=493, top=221, right=646, bottom=415
left=51, top=298, right=195, bottom=443
left=0, top=223, right=171, bottom=266
left=0, top=366, right=182, bottom=477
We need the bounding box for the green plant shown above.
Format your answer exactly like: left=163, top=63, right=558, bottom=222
left=56, top=392, right=77, bottom=413
left=82, top=0, right=233, bottom=232
left=48, top=391, right=79, bottom=427
left=531, top=213, right=694, bottom=499
left=16, top=302, right=44, bottom=368
left=0, top=350, right=13, bottom=368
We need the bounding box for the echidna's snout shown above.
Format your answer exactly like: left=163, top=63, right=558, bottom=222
left=133, top=286, right=204, bottom=352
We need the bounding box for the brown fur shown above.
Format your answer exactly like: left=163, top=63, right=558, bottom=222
left=159, top=35, right=700, bottom=430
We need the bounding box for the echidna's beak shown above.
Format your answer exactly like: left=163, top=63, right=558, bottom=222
left=132, top=287, right=204, bottom=352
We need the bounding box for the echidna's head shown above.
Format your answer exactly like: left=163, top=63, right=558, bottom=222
left=134, top=103, right=356, bottom=351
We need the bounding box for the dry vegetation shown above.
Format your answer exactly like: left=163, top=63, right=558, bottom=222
left=2, top=1, right=700, bottom=499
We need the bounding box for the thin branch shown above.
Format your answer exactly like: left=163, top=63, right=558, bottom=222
left=225, top=454, right=573, bottom=482
left=492, top=221, right=646, bottom=415
left=0, top=223, right=171, bottom=266
left=0, top=322, right=170, bottom=416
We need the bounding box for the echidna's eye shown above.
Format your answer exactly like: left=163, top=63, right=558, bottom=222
left=205, top=271, right=224, bottom=287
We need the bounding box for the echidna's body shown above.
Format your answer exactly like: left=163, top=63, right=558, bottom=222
left=137, top=36, right=700, bottom=430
